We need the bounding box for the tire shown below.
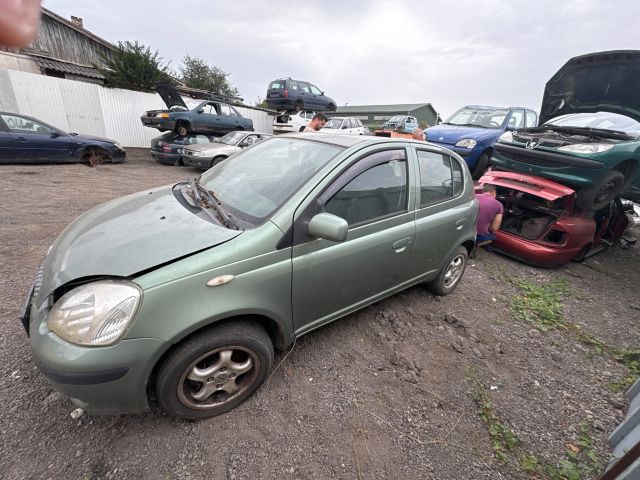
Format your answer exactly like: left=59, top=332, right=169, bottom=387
left=210, top=155, right=227, bottom=168
left=327, top=103, right=337, bottom=112
left=427, top=246, right=468, bottom=296
left=82, top=148, right=110, bottom=167
left=175, top=123, right=190, bottom=137
left=471, top=152, right=489, bottom=180
left=576, top=170, right=625, bottom=211
left=155, top=321, right=274, bottom=420
left=294, top=100, right=303, bottom=112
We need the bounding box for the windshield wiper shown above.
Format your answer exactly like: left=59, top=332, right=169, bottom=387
left=191, top=177, right=240, bottom=230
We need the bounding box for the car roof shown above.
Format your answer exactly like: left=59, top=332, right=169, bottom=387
left=283, top=133, right=427, bottom=148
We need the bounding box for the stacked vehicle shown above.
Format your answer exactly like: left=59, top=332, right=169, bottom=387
left=483, top=50, right=640, bottom=266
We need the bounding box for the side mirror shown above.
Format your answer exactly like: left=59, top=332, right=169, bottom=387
left=321, top=91, right=324, bottom=95
left=197, top=108, right=204, bottom=114
left=308, top=213, right=348, bottom=242
left=342, top=124, right=348, bottom=129
left=50, top=131, right=60, bottom=138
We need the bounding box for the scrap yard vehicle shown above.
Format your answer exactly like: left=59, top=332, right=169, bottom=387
left=141, top=84, right=253, bottom=137
left=22, top=134, right=477, bottom=420
left=490, top=50, right=640, bottom=211
left=266, top=78, right=337, bottom=112
left=272, top=110, right=315, bottom=134
left=382, top=115, right=419, bottom=134
left=181, top=131, right=272, bottom=169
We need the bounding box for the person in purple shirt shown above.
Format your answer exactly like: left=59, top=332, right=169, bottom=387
left=476, top=184, right=503, bottom=247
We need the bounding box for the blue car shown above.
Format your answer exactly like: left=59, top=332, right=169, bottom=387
left=382, top=115, right=419, bottom=134
left=0, top=111, right=126, bottom=164
left=425, top=105, right=538, bottom=178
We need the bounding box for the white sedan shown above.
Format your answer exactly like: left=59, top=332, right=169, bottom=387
left=320, top=117, right=367, bottom=135
left=272, top=110, right=316, bottom=134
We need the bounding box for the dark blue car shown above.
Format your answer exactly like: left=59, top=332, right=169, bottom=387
left=425, top=105, right=538, bottom=178
left=150, top=132, right=218, bottom=166
left=266, top=78, right=337, bottom=112
left=0, top=111, right=126, bottom=164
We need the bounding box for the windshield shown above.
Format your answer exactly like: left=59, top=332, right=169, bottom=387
left=387, top=115, right=405, bottom=123
left=323, top=118, right=344, bottom=129
left=219, top=131, right=244, bottom=145
left=200, top=138, right=343, bottom=224
left=545, top=112, right=640, bottom=138
left=446, top=107, right=509, bottom=129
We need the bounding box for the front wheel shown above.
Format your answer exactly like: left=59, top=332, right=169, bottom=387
left=155, top=321, right=274, bottom=419
left=472, top=152, right=489, bottom=180
left=427, top=246, right=468, bottom=296
left=294, top=100, right=303, bottom=112
left=210, top=155, right=227, bottom=168
left=175, top=123, right=190, bottom=137
left=576, top=170, right=625, bottom=211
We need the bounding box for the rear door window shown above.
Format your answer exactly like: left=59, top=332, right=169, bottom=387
left=417, top=150, right=461, bottom=206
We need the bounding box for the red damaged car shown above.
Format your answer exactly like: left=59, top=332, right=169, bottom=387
left=476, top=171, right=635, bottom=267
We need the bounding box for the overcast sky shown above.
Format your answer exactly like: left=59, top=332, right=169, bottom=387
left=45, top=0, right=639, bottom=118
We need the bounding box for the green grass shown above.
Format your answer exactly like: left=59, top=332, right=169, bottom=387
left=510, top=278, right=569, bottom=331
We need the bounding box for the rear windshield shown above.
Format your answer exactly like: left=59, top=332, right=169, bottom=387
left=269, top=81, right=285, bottom=90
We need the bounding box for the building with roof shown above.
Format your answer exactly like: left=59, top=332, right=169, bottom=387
left=334, top=103, right=440, bottom=129
left=0, top=7, right=116, bottom=84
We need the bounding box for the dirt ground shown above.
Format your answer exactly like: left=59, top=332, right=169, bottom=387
left=1, top=149, right=638, bottom=480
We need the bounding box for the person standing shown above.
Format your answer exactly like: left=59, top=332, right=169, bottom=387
left=303, top=112, right=328, bottom=132
left=476, top=184, right=503, bottom=246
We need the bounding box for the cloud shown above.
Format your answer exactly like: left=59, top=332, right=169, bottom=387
left=45, top=0, right=640, bottom=116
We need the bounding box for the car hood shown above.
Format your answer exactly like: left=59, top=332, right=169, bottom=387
left=37, top=184, right=242, bottom=303
left=156, top=83, right=188, bottom=110
left=540, top=50, right=640, bottom=124
left=425, top=125, right=497, bottom=144
left=479, top=171, right=575, bottom=201
left=184, top=143, right=238, bottom=154
left=69, top=133, right=119, bottom=145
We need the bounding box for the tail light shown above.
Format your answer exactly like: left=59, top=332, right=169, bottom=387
left=162, top=143, right=171, bottom=153
left=284, top=89, right=289, bottom=98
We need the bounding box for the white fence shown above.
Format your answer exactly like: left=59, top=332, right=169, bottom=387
left=0, top=68, right=274, bottom=147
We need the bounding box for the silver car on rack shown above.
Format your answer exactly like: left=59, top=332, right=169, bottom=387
left=181, top=131, right=273, bottom=169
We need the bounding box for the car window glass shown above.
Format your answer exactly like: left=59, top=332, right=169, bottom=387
left=269, top=81, right=284, bottom=90
left=356, top=119, right=363, bottom=127
left=309, top=84, right=322, bottom=95
left=324, top=151, right=408, bottom=226
left=299, top=83, right=311, bottom=93
left=199, top=103, right=217, bottom=115
left=526, top=111, right=537, bottom=128
left=417, top=150, right=455, bottom=206
left=509, top=110, right=525, bottom=129
left=1, top=114, right=54, bottom=135
left=345, top=119, right=353, bottom=128
left=452, top=157, right=463, bottom=196
left=194, top=135, right=211, bottom=144
left=289, top=81, right=299, bottom=91
left=219, top=105, right=234, bottom=116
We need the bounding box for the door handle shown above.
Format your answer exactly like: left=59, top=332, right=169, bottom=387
left=17, top=136, right=28, bottom=142
left=392, top=237, right=413, bottom=253
left=455, top=218, right=466, bottom=230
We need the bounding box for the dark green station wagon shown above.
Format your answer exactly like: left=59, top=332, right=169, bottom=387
left=23, top=134, right=478, bottom=419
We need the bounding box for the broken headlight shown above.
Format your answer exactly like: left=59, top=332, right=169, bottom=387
left=557, top=143, right=614, bottom=154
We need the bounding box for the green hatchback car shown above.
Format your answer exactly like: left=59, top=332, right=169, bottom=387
left=491, top=50, right=640, bottom=211
left=22, top=134, right=477, bottom=419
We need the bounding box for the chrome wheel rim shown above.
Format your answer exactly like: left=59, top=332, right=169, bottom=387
left=443, top=254, right=465, bottom=289
left=177, top=346, right=259, bottom=410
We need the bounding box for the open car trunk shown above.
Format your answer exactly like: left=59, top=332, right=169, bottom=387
left=478, top=171, right=575, bottom=240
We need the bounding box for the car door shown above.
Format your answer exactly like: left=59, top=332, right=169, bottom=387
left=412, top=148, right=473, bottom=277
left=291, top=146, right=417, bottom=334
left=308, top=84, right=325, bottom=110
left=0, top=113, right=71, bottom=163
left=193, top=102, right=221, bottom=133
left=0, top=116, right=17, bottom=163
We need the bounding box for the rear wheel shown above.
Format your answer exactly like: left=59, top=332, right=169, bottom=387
left=294, top=100, right=303, bottom=112
left=427, top=246, right=468, bottom=296
left=576, top=170, right=625, bottom=211
left=154, top=321, right=274, bottom=420
left=472, top=152, right=490, bottom=180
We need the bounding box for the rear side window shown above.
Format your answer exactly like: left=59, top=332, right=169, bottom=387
left=324, top=150, right=408, bottom=226
left=269, top=81, right=284, bottom=90
left=417, top=150, right=462, bottom=206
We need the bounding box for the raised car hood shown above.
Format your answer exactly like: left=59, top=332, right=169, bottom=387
left=479, top=171, right=575, bottom=201
left=425, top=125, right=496, bottom=145
left=540, top=50, right=640, bottom=124
left=37, top=184, right=242, bottom=303
left=156, top=84, right=188, bottom=110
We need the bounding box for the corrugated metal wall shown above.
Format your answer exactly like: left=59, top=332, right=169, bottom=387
left=606, top=377, right=640, bottom=478
left=0, top=67, right=274, bottom=147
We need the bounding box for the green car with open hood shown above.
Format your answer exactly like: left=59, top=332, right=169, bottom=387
left=490, top=50, right=640, bottom=211
left=22, top=134, right=478, bottom=419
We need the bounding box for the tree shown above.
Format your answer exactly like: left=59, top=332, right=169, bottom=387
left=178, top=55, right=239, bottom=98
left=97, top=41, right=172, bottom=92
